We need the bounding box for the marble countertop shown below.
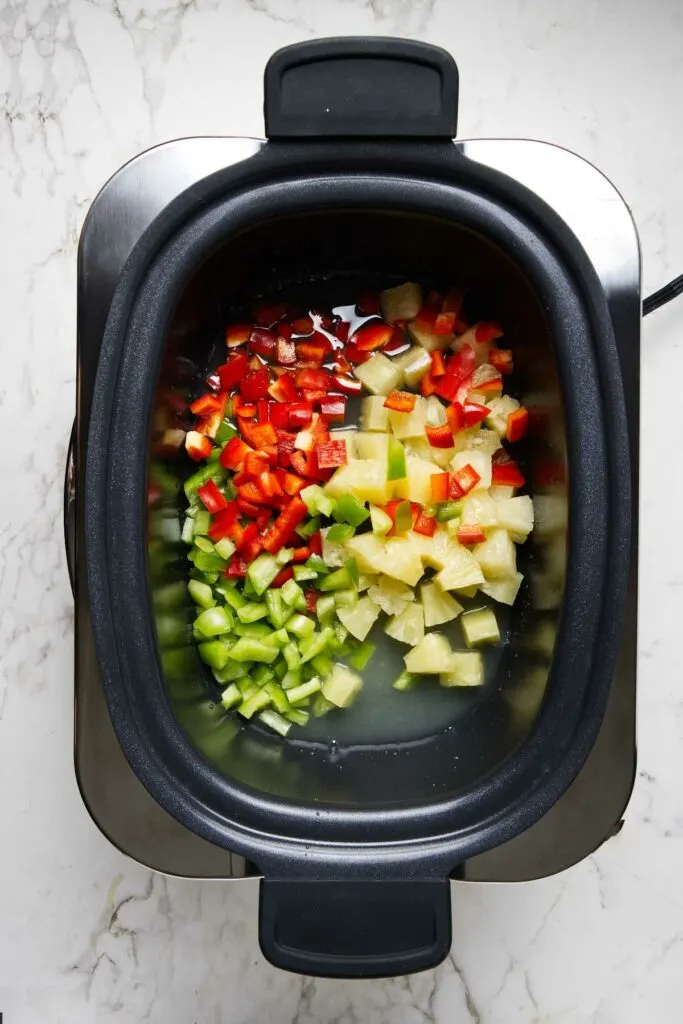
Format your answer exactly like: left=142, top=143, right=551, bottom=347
left=2, top=0, right=683, bottom=1021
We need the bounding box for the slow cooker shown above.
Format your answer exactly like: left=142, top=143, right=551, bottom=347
left=67, top=38, right=639, bottom=977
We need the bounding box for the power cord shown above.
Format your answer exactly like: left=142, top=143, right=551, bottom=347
left=643, top=274, right=683, bottom=316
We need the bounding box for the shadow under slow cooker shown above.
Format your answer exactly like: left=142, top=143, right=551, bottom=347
left=147, top=208, right=566, bottom=808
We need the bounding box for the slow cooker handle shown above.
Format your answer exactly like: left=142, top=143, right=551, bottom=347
left=264, top=37, right=458, bottom=140
left=259, top=877, right=451, bottom=978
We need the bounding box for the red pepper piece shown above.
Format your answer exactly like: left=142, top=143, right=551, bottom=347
left=237, top=481, right=269, bottom=506
left=352, top=322, right=394, bottom=352
left=475, top=321, right=504, bottom=344
left=489, top=349, right=514, bottom=375
left=288, top=402, right=314, bottom=430
left=332, top=374, right=362, bottom=396
left=383, top=327, right=408, bottom=354
left=291, top=448, right=328, bottom=480
left=492, top=449, right=525, bottom=488
left=208, top=502, right=239, bottom=541
left=356, top=290, right=380, bottom=315
left=268, top=372, right=299, bottom=403
left=460, top=401, right=489, bottom=428
left=295, top=367, right=332, bottom=392
left=435, top=345, right=476, bottom=401
left=230, top=396, right=256, bottom=419
left=319, top=396, right=346, bottom=423
left=309, top=531, right=322, bottom=555
left=425, top=424, right=456, bottom=448
left=219, top=436, right=253, bottom=470
left=506, top=407, right=529, bottom=443
left=189, top=393, right=224, bottom=417
left=196, top=402, right=228, bottom=439
left=236, top=497, right=262, bottom=519
left=433, top=311, right=456, bottom=335
left=277, top=471, right=307, bottom=496
left=253, top=302, right=291, bottom=327
left=300, top=388, right=328, bottom=404
left=457, top=524, right=486, bottom=545
left=430, top=472, right=449, bottom=502
left=257, top=398, right=270, bottom=423
left=225, top=553, right=247, bottom=578
left=269, top=403, right=290, bottom=429
left=275, top=336, right=297, bottom=366
left=343, top=342, right=372, bottom=364
left=383, top=390, right=416, bottom=413
left=449, top=463, right=481, bottom=498
left=413, top=510, right=437, bottom=537
left=304, top=590, right=318, bottom=614
left=316, top=439, right=348, bottom=469
left=277, top=432, right=296, bottom=468
left=278, top=322, right=293, bottom=340
left=243, top=451, right=270, bottom=479
left=334, top=321, right=350, bottom=343
left=240, top=366, right=270, bottom=402
left=291, top=546, right=310, bottom=562
left=225, top=324, right=251, bottom=348
left=197, top=479, right=228, bottom=514
left=255, top=508, right=272, bottom=531
left=430, top=351, right=446, bottom=377
left=291, top=316, right=314, bottom=335
left=217, top=352, right=249, bottom=391
left=248, top=327, right=277, bottom=359
left=445, top=402, right=464, bottom=436
left=272, top=566, right=294, bottom=588
left=420, top=372, right=438, bottom=397
left=242, top=537, right=264, bottom=563
left=296, top=340, right=329, bottom=365
left=262, top=496, right=308, bottom=553
left=239, top=419, right=278, bottom=448
left=257, top=471, right=284, bottom=501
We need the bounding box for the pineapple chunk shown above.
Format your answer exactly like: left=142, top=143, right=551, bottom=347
left=481, top=572, right=523, bottom=606
left=380, top=281, right=422, bottom=323
left=388, top=401, right=427, bottom=440
left=486, top=395, right=521, bottom=436
left=325, top=459, right=389, bottom=505
left=356, top=573, right=378, bottom=592
left=354, top=354, right=402, bottom=396
left=404, top=632, right=457, bottom=673
left=369, top=504, right=393, bottom=535
left=434, top=545, right=485, bottom=591
left=439, top=651, right=485, bottom=688
left=489, top=485, right=515, bottom=500
left=425, top=395, right=447, bottom=426
left=377, top=537, right=424, bottom=587
left=461, top=492, right=498, bottom=529
left=355, top=431, right=389, bottom=459
left=494, top=496, right=534, bottom=542
left=361, top=395, right=390, bottom=432
left=450, top=450, right=492, bottom=491
left=461, top=607, right=500, bottom=647
left=410, top=528, right=453, bottom=570
left=336, top=596, right=380, bottom=641
left=408, top=321, right=454, bottom=351
left=385, top=604, right=425, bottom=646
left=474, top=528, right=517, bottom=580
left=455, top=585, right=480, bottom=599
left=345, top=533, right=386, bottom=574
left=321, top=528, right=346, bottom=568
left=421, top=582, right=463, bottom=627
left=393, top=346, right=433, bottom=389
left=322, top=663, right=363, bottom=707
left=452, top=427, right=502, bottom=456
left=368, top=576, right=414, bottom=615
left=394, top=457, right=443, bottom=504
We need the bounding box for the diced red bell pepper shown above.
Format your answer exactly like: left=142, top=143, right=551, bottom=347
left=276, top=470, right=306, bottom=496
left=475, top=321, right=504, bottom=344
left=189, top=393, right=224, bottom=417
left=420, top=372, right=438, bottom=397
left=197, top=479, right=228, bottom=514
left=433, top=311, right=456, bottom=335
left=295, top=368, right=332, bottom=391
left=301, top=388, right=329, bottom=404
left=316, top=439, right=348, bottom=469
left=445, top=402, right=463, bottom=436
left=248, top=327, right=276, bottom=360
left=489, top=349, right=514, bottom=375
left=225, top=553, right=247, bottom=578
left=253, top=302, right=291, bottom=327
left=237, top=481, right=269, bottom=506
left=304, top=590, right=318, bottom=614
left=457, top=524, right=486, bottom=545
left=208, top=502, right=239, bottom=541
left=383, top=390, right=416, bottom=413
left=430, top=351, right=446, bottom=377
left=425, top=424, right=455, bottom=448
left=334, top=321, right=350, bottom=343
left=278, top=322, right=293, bottom=340
left=320, top=396, right=346, bottom=423
left=272, top=566, right=294, bottom=588
left=185, top=430, right=213, bottom=461
left=225, top=324, right=251, bottom=348
left=430, top=472, right=450, bottom=502
left=262, top=496, right=309, bottom=553
left=414, top=306, right=437, bottom=330
left=217, top=352, right=249, bottom=391
left=506, top=407, right=529, bottom=443
left=492, top=449, right=525, bottom=487
left=343, top=342, right=372, bottom=364
left=352, top=322, right=394, bottom=352
left=291, top=316, right=314, bottom=336
left=460, top=401, right=489, bottom=428
left=449, top=463, right=481, bottom=498
left=290, top=448, right=324, bottom=479
left=269, top=403, right=290, bottom=429
left=288, top=402, right=314, bottom=430
left=309, top=531, right=322, bottom=556
left=242, top=536, right=264, bottom=563
left=240, top=366, right=270, bottom=402
left=291, top=546, right=310, bottom=562
left=239, top=419, right=278, bottom=448
left=220, top=436, right=253, bottom=470
left=268, top=372, right=299, bottom=403
left=277, top=432, right=296, bottom=467
left=275, top=336, right=297, bottom=366
left=255, top=508, right=272, bottom=531
left=356, top=290, right=380, bottom=315
left=257, top=398, right=270, bottom=423
left=413, top=510, right=437, bottom=537
left=333, top=374, right=362, bottom=395
left=435, top=345, right=476, bottom=401
left=296, top=340, right=330, bottom=365
left=383, top=327, right=408, bottom=354
left=243, top=451, right=270, bottom=479
left=257, top=471, right=284, bottom=501
left=229, top=396, right=255, bottom=419
left=238, top=520, right=261, bottom=552
left=236, top=497, right=262, bottom=519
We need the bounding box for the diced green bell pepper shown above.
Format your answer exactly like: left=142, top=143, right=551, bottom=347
left=326, top=523, right=355, bottom=543
left=238, top=686, right=272, bottom=719
left=312, top=693, right=336, bottom=718
left=193, top=510, right=211, bottom=536
left=436, top=500, right=463, bottom=523
left=299, top=626, right=334, bottom=664
left=215, top=419, right=237, bottom=444
left=193, top=535, right=215, bottom=554
left=265, top=681, right=292, bottom=715
left=236, top=601, right=268, bottom=624
left=293, top=565, right=318, bottom=582
left=261, top=628, right=290, bottom=649
left=296, top=515, right=321, bottom=539
left=213, top=659, right=248, bottom=683
left=220, top=683, right=242, bottom=709
left=305, top=554, right=329, bottom=575
left=319, top=566, right=354, bottom=592
left=247, top=552, right=281, bottom=596
left=348, top=640, right=375, bottom=671
left=334, top=588, right=358, bottom=609
left=191, top=548, right=228, bottom=573
left=393, top=500, right=413, bottom=532
left=393, top=669, right=419, bottom=691
left=258, top=708, right=292, bottom=737
left=215, top=582, right=247, bottom=609
left=228, top=638, right=279, bottom=663
left=281, top=578, right=305, bottom=608
left=285, top=707, right=310, bottom=727
left=316, top=594, right=336, bottom=625
left=281, top=668, right=302, bottom=690
left=232, top=621, right=272, bottom=638
left=286, top=613, right=316, bottom=639
left=198, top=640, right=232, bottom=670
left=184, top=462, right=224, bottom=499
left=333, top=494, right=370, bottom=527
left=194, top=605, right=233, bottom=637
left=286, top=678, right=322, bottom=705
left=387, top=435, right=407, bottom=481
left=188, top=579, right=215, bottom=610
left=214, top=537, right=236, bottom=562
left=311, top=652, right=334, bottom=677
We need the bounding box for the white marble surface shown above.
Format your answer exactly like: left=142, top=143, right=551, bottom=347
left=1, top=0, right=683, bottom=1020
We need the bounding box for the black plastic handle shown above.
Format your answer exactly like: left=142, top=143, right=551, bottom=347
left=64, top=419, right=76, bottom=596
left=259, top=878, right=451, bottom=978
left=264, top=37, right=458, bottom=139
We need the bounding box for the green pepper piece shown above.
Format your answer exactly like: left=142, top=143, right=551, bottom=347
left=305, top=554, right=330, bottom=575
left=198, top=640, right=232, bottom=670
left=281, top=578, right=305, bottom=608
left=236, top=601, right=268, bottom=624
left=325, top=522, right=355, bottom=543
left=348, top=640, right=375, bottom=671
left=387, top=435, right=407, bottom=481
left=257, top=709, right=292, bottom=737
left=193, top=510, right=211, bottom=536
left=238, top=686, right=272, bottom=719
left=220, top=683, right=242, bottom=709
left=281, top=668, right=302, bottom=690
left=285, top=707, right=310, bottom=727
left=393, top=669, right=419, bottom=691
left=215, top=419, right=237, bottom=444
left=296, top=515, right=321, bottom=539
left=286, top=678, right=323, bottom=705
left=319, top=566, right=352, bottom=592
left=393, top=500, right=413, bottom=532
left=299, top=626, right=335, bottom=664
left=333, top=495, right=370, bottom=528
left=228, top=638, right=279, bottom=663
left=247, top=552, right=281, bottom=596
left=286, top=613, right=316, bottom=639
left=213, top=659, right=248, bottom=683
left=436, top=500, right=463, bottom=523
left=194, top=605, right=233, bottom=637
left=293, top=565, right=318, bottom=582
left=188, top=579, right=215, bottom=610
left=214, top=537, right=236, bottom=562
left=265, top=681, right=292, bottom=715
